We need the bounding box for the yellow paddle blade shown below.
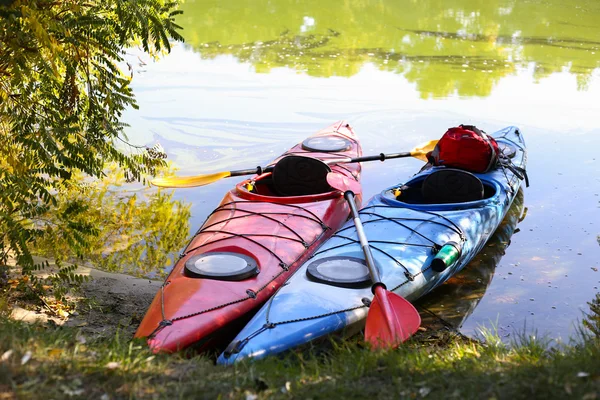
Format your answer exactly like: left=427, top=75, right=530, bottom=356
left=410, top=139, right=438, bottom=162
left=151, top=171, right=232, bottom=188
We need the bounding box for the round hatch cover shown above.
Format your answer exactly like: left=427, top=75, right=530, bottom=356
left=184, top=252, right=259, bottom=281
left=306, top=256, right=371, bottom=288
left=302, top=135, right=352, bottom=152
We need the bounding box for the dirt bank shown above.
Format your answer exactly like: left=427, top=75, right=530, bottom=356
left=10, top=263, right=162, bottom=339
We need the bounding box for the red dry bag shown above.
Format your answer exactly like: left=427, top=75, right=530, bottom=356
left=427, top=125, right=499, bottom=173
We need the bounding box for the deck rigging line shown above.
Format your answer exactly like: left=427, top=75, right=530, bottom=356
left=148, top=200, right=330, bottom=339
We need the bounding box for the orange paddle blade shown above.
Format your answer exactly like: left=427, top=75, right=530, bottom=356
left=365, top=286, right=421, bottom=349
left=151, top=171, right=232, bottom=188
left=409, top=139, right=438, bottom=162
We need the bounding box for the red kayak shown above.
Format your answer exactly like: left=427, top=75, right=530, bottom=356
left=135, top=121, right=363, bottom=352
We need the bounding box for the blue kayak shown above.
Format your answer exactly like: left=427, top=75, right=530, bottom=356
left=217, top=126, right=527, bottom=365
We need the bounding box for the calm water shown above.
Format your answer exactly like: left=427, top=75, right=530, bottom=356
left=122, top=0, right=600, bottom=343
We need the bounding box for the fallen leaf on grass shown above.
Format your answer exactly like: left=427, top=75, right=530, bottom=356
left=280, top=381, right=291, bottom=394
left=105, top=361, right=121, bottom=370
left=0, top=385, right=16, bottom=400
left=1, top=350, right=13, bottom=362
left=48, top=348, right=63, bottom=358
left=20, top=351, right=32, bottom=365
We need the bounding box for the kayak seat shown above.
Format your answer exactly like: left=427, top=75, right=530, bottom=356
left=421, top=168, right=484, bottom=204
left=272, top=155, right=333, bottom=196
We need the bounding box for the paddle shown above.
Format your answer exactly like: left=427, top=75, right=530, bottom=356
left=343, top=191, right=421, bottom=349
left=150, top=139, right=438, bottom=188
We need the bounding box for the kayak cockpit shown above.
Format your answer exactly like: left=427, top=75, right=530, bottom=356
left=235, top=173, right=341, bottom=202
left=234, top=155, right=348, bottom=203
left=382, top=169, right=500, bottom=211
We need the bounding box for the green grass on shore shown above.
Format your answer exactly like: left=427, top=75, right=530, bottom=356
left=1, top=316, right=599, bottom=399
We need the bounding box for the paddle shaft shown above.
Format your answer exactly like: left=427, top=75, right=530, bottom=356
left=229, top=165, right=274, bottom=177
left=344, top=191, right=383, bottom=286
left=349, top=152, right=412, bottom=163
left=232, top=152, right=413, bottom=176
left=151, top=139, right=436, bottom=188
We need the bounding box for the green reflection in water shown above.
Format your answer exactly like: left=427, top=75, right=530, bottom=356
left=177, top=0, right=600, bottom=98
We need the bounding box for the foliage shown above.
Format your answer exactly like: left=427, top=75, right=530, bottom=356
left=34, top=164, right=191, bottom=279
left=178, top=0, right=600, bottom=97
left=0, top=0, right=183, bottom=285
left=1, top=315, right=600, bottom=399
left=583, top=293, right=600, bottom=338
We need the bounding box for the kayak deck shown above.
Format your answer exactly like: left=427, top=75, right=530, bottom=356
left=135, top=121, right=363, bottom=353
left=218, top=125, right=527, bottom=364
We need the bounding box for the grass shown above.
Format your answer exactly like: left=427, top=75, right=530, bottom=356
left=1, top=315, right=600, bottom=399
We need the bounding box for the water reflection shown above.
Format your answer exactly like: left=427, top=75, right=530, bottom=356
left=416, top=188, right=526, bottom=331
left=177, top=0, right=600, bottom=97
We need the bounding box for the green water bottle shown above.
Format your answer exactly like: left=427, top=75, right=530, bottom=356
left=431, top=241, right=462, bottom=272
